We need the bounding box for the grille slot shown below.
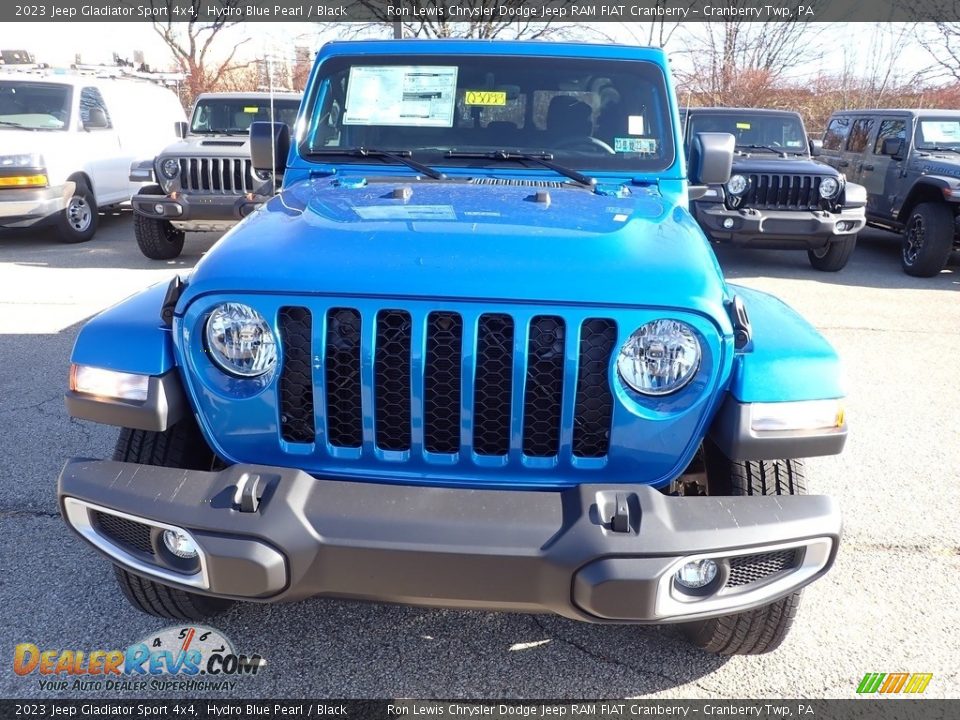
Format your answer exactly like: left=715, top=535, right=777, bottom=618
left=523, top=316, right=566, bottom=457
left=573, top=319, right=617, bottom=458
left=325, top=308, right=363, bottom=448
left=92, top=511, right=154, bottom=556
left=375, top=310, right=412, bottom=451
left=726, top=549, right=800, bottom=587
left=738, top=174, right=823, bottom=210
left=177, top=157, right=252, bottom=194
left=473, top=314, right=515, bottom=456
left=278, top=307, right=315, bottom=443
left=424, top=312, right=463, bottom=454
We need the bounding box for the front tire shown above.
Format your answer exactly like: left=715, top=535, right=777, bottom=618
left=807, top=234, right=856, bottom=271
left=680, top=447, right=806, bottom=655
left=55, top=180, right=98, bottom=243
left=134, top=185, right=185, bottom=260
left=901, top=202, right=954, bottom=277
left=110, top=419, right=234, bottom=620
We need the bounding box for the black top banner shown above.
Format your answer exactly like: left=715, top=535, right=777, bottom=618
left=4, top=0, right=960, bottom=24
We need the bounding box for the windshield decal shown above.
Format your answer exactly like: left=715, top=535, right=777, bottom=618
left=628, top=115, right=645, bottom=135
left=919, top=120, right=960, bottom=145
left=615, top=137, right=657, bottom=154
left=344, top=66, right=458, bottom=128
left=354, top=205, right=457, bottom=221
left=464, top=90, right=506, bottom=106
left=736, top=122, right=751, bottom=129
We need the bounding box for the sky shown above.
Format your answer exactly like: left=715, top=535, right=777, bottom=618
left=0, top=21, right=940, bottom=86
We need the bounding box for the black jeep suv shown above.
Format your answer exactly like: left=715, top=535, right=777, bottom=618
left=683, top=108, right=866, bottom=272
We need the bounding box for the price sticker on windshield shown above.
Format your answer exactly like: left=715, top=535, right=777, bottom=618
left=615, top=137, right=657, bottom=154
left=243, top=107, right=260, bottom=113
left=465, top=91, right=507, bottom=106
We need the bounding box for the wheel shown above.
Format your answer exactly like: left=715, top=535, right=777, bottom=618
left=110, top=418, right=234, bottom=620
left=680, top=445, right=806, bottom=655
left=134, top=185, right=185, bottom=260
left=55, top=179, right=98, bottom=243
left=807, top=234, right=856, bottom=271
left=901, top=202, right=955, bottom=277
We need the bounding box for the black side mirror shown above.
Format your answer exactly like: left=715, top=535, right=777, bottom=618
left=84, top=108, right=108, bottom=130
left=882, top=137, right=904, bottom=158
left=174, top=121, right=188, bottom=139
left=689, top=132, right=734, bottom=185
left=250, top=121, right=290, bottom=174
left=809, top=138, right=823, bottom=157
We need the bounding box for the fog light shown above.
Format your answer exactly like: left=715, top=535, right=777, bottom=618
left=154, top=203, right=165, bottom=215
left=162, top=529, right=198, bottom=559
left=722, top=217, right=735, bottom=229
left=836, top=221, right=853, bottom=232
left=675, top=559, right=718, bottom=589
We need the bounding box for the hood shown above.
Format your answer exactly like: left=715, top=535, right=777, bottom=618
left=731, top=155, right=839, bottom=176
left=909, top=154, right=960, bottom=178
left=158, top=136, right=249, bottom=157
left=182, top=176, right=730, bottom=321
left=0, top=128, right=70, bottom=157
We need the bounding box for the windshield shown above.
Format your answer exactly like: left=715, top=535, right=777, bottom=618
left=0, top=81, right=71, bottom=130
left=300, top=54, right=676, bottom=173
left=915, top=118, right=960, bottom=150
left=191, top=97, right=301, bottom=134
left=687, top=112, right=807, bottom=154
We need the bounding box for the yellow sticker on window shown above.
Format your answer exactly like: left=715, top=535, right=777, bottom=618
left=736, top=122, right=751, bottom=129
left=464, top=91, right=506, bottom=106
left=243, top=106, right=259, bottom=114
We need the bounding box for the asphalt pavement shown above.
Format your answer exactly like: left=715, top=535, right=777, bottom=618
left=1, top=211, right=958, bottom=699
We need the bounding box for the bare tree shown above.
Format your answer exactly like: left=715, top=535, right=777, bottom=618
left=917, top=22, right=960, bottom=84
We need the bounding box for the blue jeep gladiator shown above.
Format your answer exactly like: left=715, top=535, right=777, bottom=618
left=58, top=40, right=846, bottom=655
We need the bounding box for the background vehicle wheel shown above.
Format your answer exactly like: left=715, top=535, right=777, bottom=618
left=134, top=185, right=185, bottom=260
left=56, top=180, right=98, bottom=243
left=111, top=418, right=234, bottom=619
left=680, top=445, right=806, bottom=655
left=807, top=234, right=856, bottom=272
left=901, top=202, right=954, bottom=277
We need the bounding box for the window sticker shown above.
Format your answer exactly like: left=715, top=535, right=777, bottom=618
left=628, top=115, right=645, bottom=135
left=614, top=137, right=657, bottom=154
left=464, top=90, right=506, bottom=106
left=786, top=140, right=804, bottom=147
left=920, top=121, right=960, bottom=143
left=344, top=65, right=459, bottom=128
left=736, top=122, right=751, bottom=129
left=243, top=106, right=259, bottom=113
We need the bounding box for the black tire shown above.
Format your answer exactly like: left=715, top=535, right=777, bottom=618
left=901, top=202, right=955, bottom=277
left=680, top=446, right=806, bottom=655
left=55, top=179, right=98, bottom=243
left=134, top=186, right=185, bottom=260
left=110, top=419, right=234, bottom=620
left=807, top=234, right=856, bottom=272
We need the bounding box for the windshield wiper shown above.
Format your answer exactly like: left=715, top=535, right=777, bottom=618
left=736, top=144, right=790, bottom=157
left=306, top=147, right=446, bottom=180
left=925, top=146, right=960, bottom=154
left=445, top=150, right=595, bottom=188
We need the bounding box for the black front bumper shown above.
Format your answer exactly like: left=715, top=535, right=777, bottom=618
left=58, top=459, right=841, bottom=624
left=131, top=192, right=262, bottom=222
left=693, top=201, right=866, bottom=250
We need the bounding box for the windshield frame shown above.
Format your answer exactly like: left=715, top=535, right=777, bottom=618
left=685, top=110, right=809, bottom=157
left=189, top=96, right=302, bottom=135
left=295, top=53, right=678, bottom=176
left=913, top=117, right=960, bottom=150
left=0, top=80, right=73, bottom=132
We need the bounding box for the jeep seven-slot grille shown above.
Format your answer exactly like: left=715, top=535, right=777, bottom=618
left=734, top=174, right=826, bottom=211
left=177, top=157, right=253, bottom=194
left=276, top=307, right=617, bottom=462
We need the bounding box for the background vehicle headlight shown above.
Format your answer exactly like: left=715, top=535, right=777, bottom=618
left=159, top=158, right=180, bottom=179
left=0, top=152, right=43, bottom=168
left=819, top=177, right=840, bottom=198
left=205, top=303, right=277, bottom=377
left=0, top=153, right=47, bottom=188
left=726, top=174, right=748, bottom=195
left=617, top=320, right=701, bottom=396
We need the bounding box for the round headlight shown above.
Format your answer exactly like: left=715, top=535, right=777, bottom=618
left=205, top=303, right=277, bottom=377
left=160, top=158, right=180, bottom=179
left=819, top=176, right=839, bottom=198
left=726, top=174, right=748, bottom=195
left=617, top=320, right=701, bottom=396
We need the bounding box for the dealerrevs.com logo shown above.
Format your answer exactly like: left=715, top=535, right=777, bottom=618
left=13, top=625, right=265, bottom=693
left=856, top=673, right=933, bottom=694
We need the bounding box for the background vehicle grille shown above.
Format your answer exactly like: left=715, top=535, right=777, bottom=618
left=732, top=174, right=828, bottom=211
left=92, top=511, right=154, bottom=556
left=276, top=306, right=618, bottom=462
left=176, top=157, right=253, bottom=194
left=726, top=549, right=800, bottom=587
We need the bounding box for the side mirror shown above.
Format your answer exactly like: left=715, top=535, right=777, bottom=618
left=809, top=138, right=823, bottom=157
left=882, top=137, right=904, bottom=158
left=689, top=132, right=734, bottom=186
left=83, top=108, right=109, bottom=130
left=174, top=121, right=188, bottom=139
left=250, top=121, right=290, bottom=174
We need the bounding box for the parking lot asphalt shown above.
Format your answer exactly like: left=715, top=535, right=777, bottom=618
left=1, top=211, right=958, bottom=700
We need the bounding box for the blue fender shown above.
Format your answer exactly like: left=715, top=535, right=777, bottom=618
left=70, top=281, right=176, bottom=376
left=729, top=285, right=845, bottom=402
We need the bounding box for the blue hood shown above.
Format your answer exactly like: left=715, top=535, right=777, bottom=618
left=182, top=176, right=730, bottom=321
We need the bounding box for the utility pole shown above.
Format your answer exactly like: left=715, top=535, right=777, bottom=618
left=393, top=20, right=404, bottom=39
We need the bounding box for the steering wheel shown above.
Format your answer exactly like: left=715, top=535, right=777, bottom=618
left=555, top=136, right=616, bottom=154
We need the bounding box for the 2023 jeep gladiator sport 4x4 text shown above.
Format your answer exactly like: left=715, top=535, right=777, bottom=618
left=58, top=41, right=846, bottom=656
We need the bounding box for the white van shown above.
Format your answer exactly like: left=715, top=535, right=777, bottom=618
left=0, top=68, right=186, bottom=242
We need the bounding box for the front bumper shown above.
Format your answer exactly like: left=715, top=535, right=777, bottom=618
left=58, top=458, right=841, bottom=623
left=693, top=201, right=866, bottom=250
left=131, top=192, right=262, bottom=225
left=0, top=183, right=73, bottom=228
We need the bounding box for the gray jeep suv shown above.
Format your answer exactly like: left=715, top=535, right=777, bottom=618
left=820, top=109, right=960, bottom=277
left=130, top=91, right=301, bottom=259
